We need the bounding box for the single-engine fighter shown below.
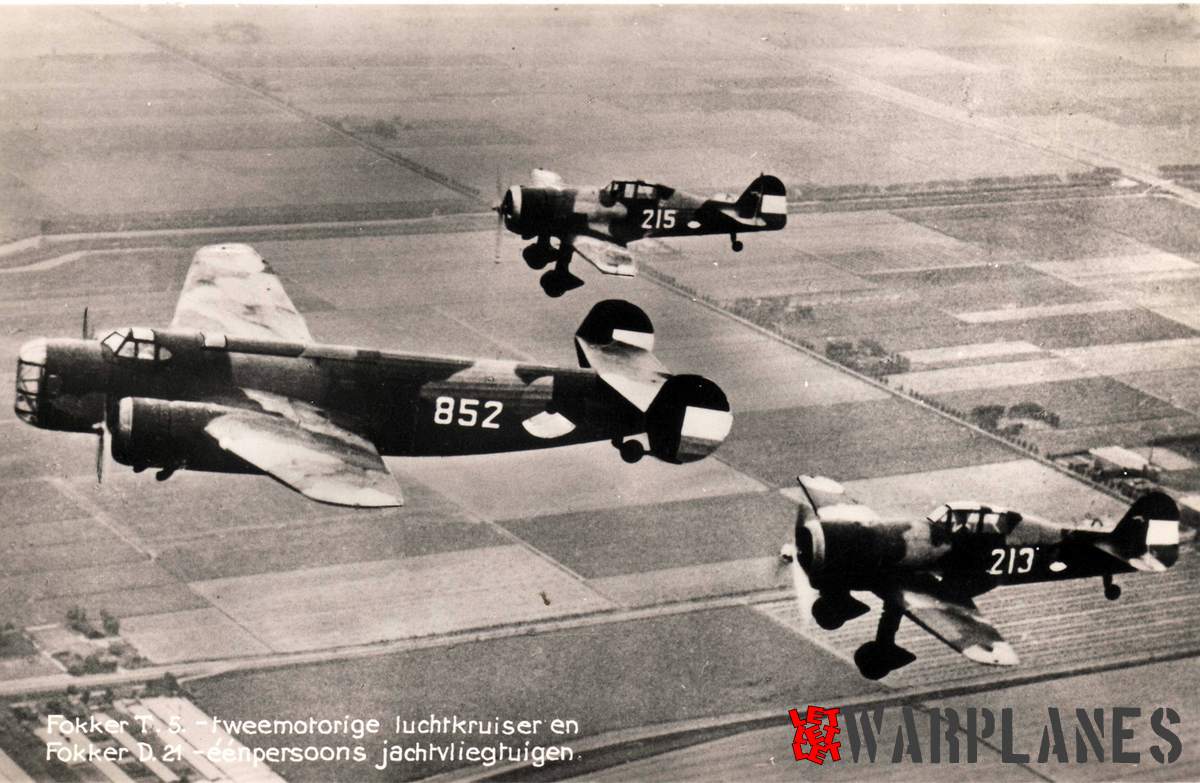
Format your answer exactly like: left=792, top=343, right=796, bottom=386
left=495, top=169, right=787, bottom=296
left=779, top=475, right=1181, bottom=680
left=14, top=244, right=733, bottom=508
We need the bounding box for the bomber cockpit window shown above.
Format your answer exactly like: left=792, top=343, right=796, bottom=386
left=635, top=183, right=658, bottom=200
left=101, top=327, right=173, bottom=362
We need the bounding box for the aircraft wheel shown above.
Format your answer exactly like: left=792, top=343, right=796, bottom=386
left=731, top=240, right=744, bottom=252
left=812, top=597, right=846, bottom=631
left=1105, top=582, right=1121, bottom=601
left=854, top=642, right=891, bottom=681
left=523, top=244, right=552, bottom=270
left=540, top=270, right=583, bottom=298
left=619, top=439, right=645, bottom=464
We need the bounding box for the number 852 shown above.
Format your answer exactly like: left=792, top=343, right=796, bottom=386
left=433, top=396, right=502, bottom=429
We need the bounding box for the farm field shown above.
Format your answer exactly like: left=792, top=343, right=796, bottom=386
left=2, top=6, right=1200, bottom=782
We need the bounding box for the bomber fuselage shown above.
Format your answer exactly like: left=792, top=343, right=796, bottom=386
left=16, top=328, right=640, bottom=459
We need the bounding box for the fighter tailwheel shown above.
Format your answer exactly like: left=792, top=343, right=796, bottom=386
left=1103, top=574, right=1121, bottom=601
left=853, top=641, right=917, bottom=681
left=540, top=270, right=584, bottom=298
left=730, top=235, right=744, bottom=252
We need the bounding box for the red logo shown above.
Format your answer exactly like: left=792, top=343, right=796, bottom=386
left=789, top=706, right=842, bottom=765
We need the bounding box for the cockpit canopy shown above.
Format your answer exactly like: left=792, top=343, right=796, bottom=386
left=101, top=327, right=173, bottom=362
left=606, top=180, right=661, bottom=201
left=926, top=503, right=1022, bottom=535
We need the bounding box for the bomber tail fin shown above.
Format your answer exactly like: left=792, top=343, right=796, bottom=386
left=575, top=300, right=732, bottom=463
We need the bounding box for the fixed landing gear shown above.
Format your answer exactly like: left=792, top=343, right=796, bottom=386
left=523, top=236, right=554, bottom=270
left=812, top=593, right=870, bottom=631
left=730, top=233, right=743, bottom=252
left=1103, top=573, right=1121, bottom=601
left=854, top=602, right=915, bottom=680
left=538, top=239, right=584, bottom=297
left=155, top=466, right=177, bottom=482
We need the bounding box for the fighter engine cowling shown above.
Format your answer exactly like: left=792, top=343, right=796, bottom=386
left=109, top=397, right=256, bottom=474
left=644, top=374, right=732, bottom=463
left=502, top=186, right=568, bottom=237
left=796, top=516, right=906, bottom=591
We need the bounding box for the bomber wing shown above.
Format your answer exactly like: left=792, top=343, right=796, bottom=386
left=881, top=576, right=1018, bottom=666
left=796, top=475, right=881, bottom=523
left=206, top=390, right=403, bottom=508
left=571, top=235, right=637, bottom=277
left=170, top=243, right=313, bottom=342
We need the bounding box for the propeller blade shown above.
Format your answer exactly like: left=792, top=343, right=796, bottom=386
left=82, top=307, right=90, bottom=340
left=92, top=422, right=105, bottom=483
left=493, top=172, right=507, bottom=264
left=789, top=557, right=817, bottom=632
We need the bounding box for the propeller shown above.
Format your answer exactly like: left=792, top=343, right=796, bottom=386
left=492, top=168, right=506, bottom=264
left=776, top=505, right=817, bottom=631
left=81, top=307, right=94, bottom=340
left=91, top=421, right=105, bottom=483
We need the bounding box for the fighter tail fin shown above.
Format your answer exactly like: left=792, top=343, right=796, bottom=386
left=734, top=174, right=788, bottom=226
left=1109, top=491, right=1181, bottom=569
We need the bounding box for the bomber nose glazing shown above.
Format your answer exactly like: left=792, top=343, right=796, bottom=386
left=14, top=338, right=48, bottom=425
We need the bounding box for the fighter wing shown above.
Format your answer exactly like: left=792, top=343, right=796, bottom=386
left=170, top=243, right=313, bottom=343
left=571, top=235, right=637, bottom=277
left=531, top=168, right=566, bottom=190
left=796, top=475, right=881, bottom=523
left=881, top=576, right=1019, bottom=666
left=205, top=391, right=402, bottom=508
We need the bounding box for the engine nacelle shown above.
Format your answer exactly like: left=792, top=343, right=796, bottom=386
left=796, top=517, right=907, bottom=591
left=645, top=374, right=732, bottom=463
left=109, top=397, right=256, bottom=474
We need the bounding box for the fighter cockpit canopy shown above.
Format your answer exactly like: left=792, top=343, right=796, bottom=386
left=926, top=503, right=1022, bottom=535
left=606, top=180, right=662, bottom=201
left=101, top=327, right=173, bottom=362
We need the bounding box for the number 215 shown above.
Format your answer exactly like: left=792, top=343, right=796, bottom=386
left=642, top=209, right=676, bottom=230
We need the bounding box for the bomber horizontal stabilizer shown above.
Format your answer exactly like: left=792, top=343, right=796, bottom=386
left=574, top=300, right=666, bottom=412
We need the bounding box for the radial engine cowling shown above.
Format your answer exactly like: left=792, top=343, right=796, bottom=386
left=796, top=515, right=907, bottom=591
left=110, top=397, right=255, bottom=474
left=503, top=186, right=569, bottom=237
left=645, top=374, right=732, bottom=464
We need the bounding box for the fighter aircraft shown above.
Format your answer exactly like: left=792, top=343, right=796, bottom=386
left=495, top=169, right=787, bottom=296
left=779, top=475, right=1181, bottom=680
left=13, top=244, right=733, bottom=508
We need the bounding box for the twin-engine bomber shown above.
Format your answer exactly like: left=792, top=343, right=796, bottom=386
left=14, top=243, right=733, bottom=508
left=496, top=169, right=787, bottom=296
left=781, top=475, right=1181, bottom=680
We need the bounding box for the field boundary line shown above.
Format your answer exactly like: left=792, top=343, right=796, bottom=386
left=429, top=642, right=1200, bottom=782
left=89, top=10, right=486, bottom=205
left=637, top=263, right=1132, bottom=506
